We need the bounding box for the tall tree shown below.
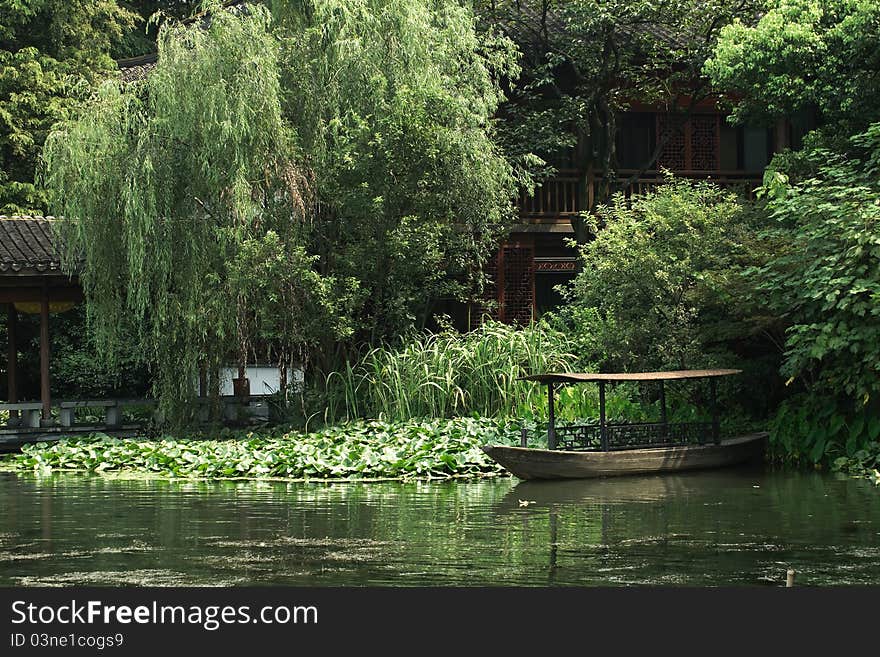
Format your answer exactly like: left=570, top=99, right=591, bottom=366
left=477, top=0, right=761, bottom=242
left=0, top=0, right=137, bottom=213
left=273, top=0, right=523, bottom=361
left=705, top=0, right=880, bottom=148
left=43, top=3, right=319, bottom=423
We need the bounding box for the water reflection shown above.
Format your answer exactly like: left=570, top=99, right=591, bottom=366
left=1, top=468, right=879, bottom=586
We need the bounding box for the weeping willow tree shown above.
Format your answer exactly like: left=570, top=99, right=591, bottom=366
left=42, top=3, right=324, bottom=423
left=42, top=0, right=524, bottom=425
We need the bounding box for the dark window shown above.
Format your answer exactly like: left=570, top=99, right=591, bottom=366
left=535, top=272, right=575, bottom=315
left=616, top=113, right=655, bottom=169
left=720, top=124, right=738, bottom=170
left=743, top=127, right=770, bottom=171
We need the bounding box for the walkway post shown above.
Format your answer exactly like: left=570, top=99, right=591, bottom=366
left=40, top=288, right=51, bottom=425
left=6, top=304, right=18, bottom=422
left=599, top=381, right=608, bottom=451
left=547, top=382, right=556, bottom=450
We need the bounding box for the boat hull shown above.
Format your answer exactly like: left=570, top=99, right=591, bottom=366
left=482, top=433, right=768, bottom=480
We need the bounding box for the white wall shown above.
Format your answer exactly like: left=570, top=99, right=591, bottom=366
left=218, top=365, right=304, bottom=396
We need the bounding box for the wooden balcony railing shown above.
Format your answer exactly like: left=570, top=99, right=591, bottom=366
left=517, top=169, right=763, bottom=221
left=611, top=169, right=764, bottom=201
left=517, top=169, right=583, bottom=220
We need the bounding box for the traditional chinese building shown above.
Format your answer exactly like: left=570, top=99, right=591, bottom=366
left=468, top=99, right=814, bottom=327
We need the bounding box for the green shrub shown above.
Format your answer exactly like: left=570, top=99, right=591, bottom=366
left=551, top=178, right=762, bottom=373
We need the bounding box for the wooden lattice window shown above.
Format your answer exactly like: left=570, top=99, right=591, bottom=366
left=657, top=114, right=720, bottom=171
left=471, top=241, right=535, bottom=327
left=501, top=244, right=535, bottom=325
left=690, top=116, right=719, bottom=171
left=470, top=253, right=498, bottom=330
left=657, top=115, right=687, bottom=170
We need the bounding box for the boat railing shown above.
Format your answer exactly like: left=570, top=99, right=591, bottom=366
left=554, top=421, right=715, bottom=452
left=520, top=370, right=742, bottom=452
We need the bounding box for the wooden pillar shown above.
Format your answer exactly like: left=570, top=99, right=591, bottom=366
left=547, top=382, right=556, bottom=450
left=40, top=290, right=51, bottom=424
left=599, top=381, right=608, bottom=451
left=6, top=304, right=17, bottom=421
left=198, top=363, right=208, bottom=398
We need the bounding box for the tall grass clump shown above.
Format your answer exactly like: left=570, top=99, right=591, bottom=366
left=322, top=320, right=597, bottom=422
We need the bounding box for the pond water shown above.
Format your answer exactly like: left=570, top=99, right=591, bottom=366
left=2, top=467, right=880, bottom=586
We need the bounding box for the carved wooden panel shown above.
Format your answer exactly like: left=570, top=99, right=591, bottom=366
left=690, top=115, right=719, bottom=171
left=657, top=114, right=686, bottom=170
left=471, top=242, right=535, bottom=327
left=656, top=113, right=720, bottom=172
left=501, top=244, right=535, bottom=325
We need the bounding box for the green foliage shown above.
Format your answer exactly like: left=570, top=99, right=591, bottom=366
left=772, top=394, right=880, bottom=465
left=275, top=0, right=523, bottom=349
left=706, top=1, right=880, bottom=463
left=0, top=0, right=137, bottom=212
left=321, top=320, right=591, bottom=423
left=552, top=178, right=765, bottom=373
left=0, top=417, right=523, bottom=480
left=752, top=126, right=880, bottom=402
left=114, top=1, right=203, bottom=58
left=706, top=0, right=880, bottom=134
left=479, top=0, right=761, bottom=230
left=44, top=1, right=522, bottom=423
left=43, top=3, right=323, bottom=424
left=316, top=319, right=715, bottom=437
left=832, top=443, right=880, bottom=486
left=747, top=124, right=880, bottom=460
left=47, top=306, right=150, bottom=398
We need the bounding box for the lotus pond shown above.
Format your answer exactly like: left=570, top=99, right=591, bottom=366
left=3, top=466, right=880, bottom=586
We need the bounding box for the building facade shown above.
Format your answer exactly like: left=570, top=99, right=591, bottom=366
left=472, top=101, right=812, bottom=325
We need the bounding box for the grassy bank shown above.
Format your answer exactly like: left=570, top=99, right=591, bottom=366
left=0, top=417, right=522, bottom=481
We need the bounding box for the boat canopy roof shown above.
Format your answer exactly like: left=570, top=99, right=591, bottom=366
left=522, top=369, right=742, bottom=384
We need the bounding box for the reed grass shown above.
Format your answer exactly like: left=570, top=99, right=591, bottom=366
left=322, top=320, right=606, bottom=423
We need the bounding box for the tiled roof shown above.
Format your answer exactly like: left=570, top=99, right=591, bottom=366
left=0, top=216, right=66, bottom=276
left=118, top=53, right=157, bottom=83
left=116, top=2, right=250, bottom=83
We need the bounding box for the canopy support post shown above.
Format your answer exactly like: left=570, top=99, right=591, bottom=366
left=39, top=288, right=51, bottom=425
left=547, top=382, right=556, bottom=450
left=710, top=378, right=720, bottom=444
left=599, top=381, right=608, bottom=451
left=659, top=380, right=667, bottom=440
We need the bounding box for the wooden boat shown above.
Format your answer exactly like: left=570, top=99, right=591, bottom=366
left=481, top=369, right=767, bottom=480
left=483, top=432, right=768, bottom=480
